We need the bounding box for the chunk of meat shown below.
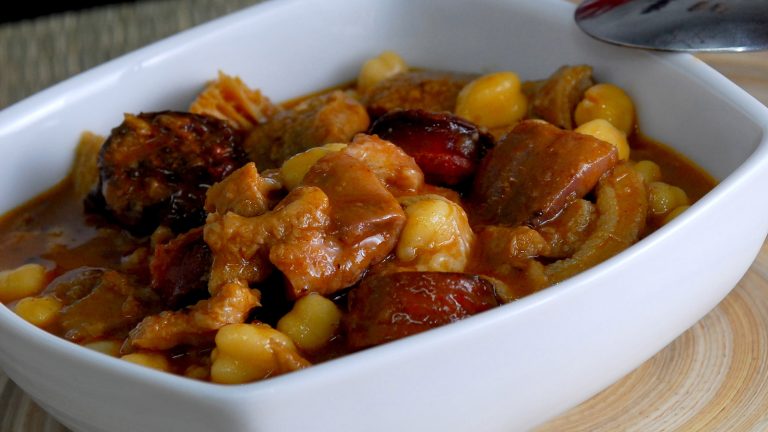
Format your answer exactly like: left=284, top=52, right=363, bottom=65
left=126, top=282, right=261, bottom=351
left=150, top=227, right=212, bottom=310
left=87, top=111, right=247, bottom=235
left=469, top=225, right=549, bottom=300
left=204, top=152, right=405, bottom=299
left=364, top=71, right=475, bottom=118
left=47, top=267, right=160, bottom=343
left=368, top=110, right=494, bottom=186
left=545, top=163, right=647, bottom=284
left=205, top=187, right=330, bottom=291
left=343, top=134, right=424, bottom=196
left=244, top=90, right=370, bottom=170
left=345, top=272, right=498, bottom=349
left=280, top=153, right=406, bottom=297
left=530, top=65, right=594, bottom=129
left=471, top=120, right=618, bottom=227
left=204, top=162, right=283, bottom=217
left=536, top=199, right=597, bottom=259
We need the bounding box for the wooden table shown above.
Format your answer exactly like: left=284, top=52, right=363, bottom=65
left=1, top=2, right=768, bottom=430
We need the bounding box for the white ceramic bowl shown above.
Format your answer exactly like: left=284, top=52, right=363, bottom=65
left=1, top=0, right=768, bottom=431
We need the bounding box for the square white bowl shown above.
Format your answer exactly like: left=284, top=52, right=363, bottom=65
left=1, top=0, right=768, bottom=431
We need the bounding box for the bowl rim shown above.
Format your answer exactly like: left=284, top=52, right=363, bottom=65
left=0, top=0, right=767, bottom=405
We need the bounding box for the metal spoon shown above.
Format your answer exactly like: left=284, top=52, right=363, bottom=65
left=574, top=0, right=768, bottom=52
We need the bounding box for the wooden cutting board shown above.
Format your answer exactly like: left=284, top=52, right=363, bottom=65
left=1, top=27, right=768, bottom=432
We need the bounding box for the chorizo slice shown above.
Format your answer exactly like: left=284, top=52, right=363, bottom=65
left=368, top=110, right=493, bottom=186
left=363, top=71, right=475, bottom=118
left=88, top=111, right=247, bottom=235
left=471, top=120, right=617, bottom=227
left=346, top=272, right=498, bottom=350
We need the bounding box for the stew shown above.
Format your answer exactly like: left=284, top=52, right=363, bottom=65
left=0, top=52, right=716, bottom=384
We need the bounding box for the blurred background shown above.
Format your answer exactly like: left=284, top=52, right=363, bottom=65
left=0, top=0, right=262, bottom=109
left=2, top=0, right=146, bottom=23
left=0, top=0, right=766, bottom=110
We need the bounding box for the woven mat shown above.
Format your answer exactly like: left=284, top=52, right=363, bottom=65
left=0, top=0, right=265, bottom=109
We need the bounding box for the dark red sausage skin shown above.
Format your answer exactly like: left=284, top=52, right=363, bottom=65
left=368, top=109, right=494, bottom=186
left=87, top=111, right=247, bottom=235
left=150, top=227, right=212, bottom=310
left=345, top=272, right=498, bottom=350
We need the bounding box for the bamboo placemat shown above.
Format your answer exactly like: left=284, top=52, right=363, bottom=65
left=2, top=1, right=768, bottom=430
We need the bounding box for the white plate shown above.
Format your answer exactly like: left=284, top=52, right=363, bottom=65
left=1, top=0, right=768, bottom=431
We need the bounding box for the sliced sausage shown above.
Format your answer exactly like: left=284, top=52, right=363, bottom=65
left=346, top=272, right=498, bottom=350
left=368, top=109, right=493, bottom=186
left=88, top=111, right=247, bottom=235
left=364, top=71, right=475, bottom=118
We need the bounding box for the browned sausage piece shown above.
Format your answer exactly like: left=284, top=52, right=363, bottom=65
left=471, top=120, right=617, bottom=227
left=346, top=272, right=498, bottom=350
left=368, top=109, right=494, bottom=186
left=150, top=227, right=212, bottom=310
left=88, top=111, right=247, bottom=235
left=363, top=71, right=475, bottom=118
left=530, top=65, right=594, bottom=129
left=244, top=90, right=370, bottom=170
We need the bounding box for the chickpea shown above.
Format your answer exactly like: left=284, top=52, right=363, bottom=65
left=455, top=72, right=527, bottom=129
left=357, top=51, right=408, bottom=94
left=648, top=182, right=689, bottom=216
left=72, top=131, right=105, bottom=198
left=662, top=205, right=690, bottom=226
left=280, top=143, right=347, bottom=190
left=575, top=118, right=630, bottom=161
left=184, top=365, right=210, bottom=381
left=14, top=296, right=61, bottom=328
left=574, top=83, right=636, bottom=135
left=633, top=160, right=662, bottom=183
left=210, top=323, right=309, bottom=384
left=277, top=293, right=342, bottom=352
left=397, top=195, right=474, bottom=272
left=0, top=263, right=47, bottom=303
left=83, top=340, right=123, bottom=357
left=121, top=353, right=171, bottom=372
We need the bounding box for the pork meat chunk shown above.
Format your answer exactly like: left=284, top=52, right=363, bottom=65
left=244, top=90, right=370, bottom=170
left=204, top=152, right=405, bottom=299
left=471, top=120, right=617, bottom=227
